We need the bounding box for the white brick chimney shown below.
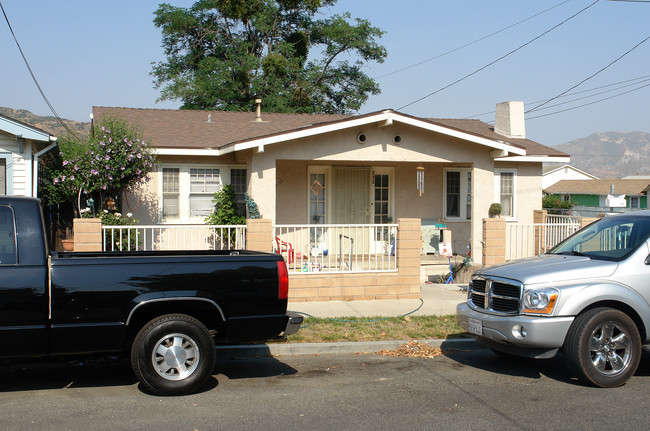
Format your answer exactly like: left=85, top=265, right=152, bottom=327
left=494, top=101, right=526, bottom=139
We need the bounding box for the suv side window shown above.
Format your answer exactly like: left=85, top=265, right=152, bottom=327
left=0, top=206, right=17, bottom=265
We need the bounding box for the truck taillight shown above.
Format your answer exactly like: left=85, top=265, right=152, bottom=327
left=277, top=260, right=289, bottom=299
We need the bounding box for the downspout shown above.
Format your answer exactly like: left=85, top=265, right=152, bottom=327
left=32, top=137, right=58, bottom=198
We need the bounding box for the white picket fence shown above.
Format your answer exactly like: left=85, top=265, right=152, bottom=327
left=102, top=224, right=246, bottom=251
left=506, top=216, right=581, bottom=261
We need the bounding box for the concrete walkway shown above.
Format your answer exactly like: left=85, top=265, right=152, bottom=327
left=216, top=283, right=473, bottom=358
left=287, top=283, right=468, bottom=318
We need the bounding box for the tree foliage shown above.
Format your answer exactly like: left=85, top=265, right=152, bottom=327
left=205, top=184, right=245, bottom=225
left=43, top=116, right=157, bottom=216
left=152, top=0, right=386, bottom=114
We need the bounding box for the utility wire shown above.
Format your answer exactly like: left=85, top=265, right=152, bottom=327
left=526, top=35, right=650, bottom=113
left=466, top=74, right=650, bottom=119
left=397, top=0, right=601, bottom=111
left=0, top=0, right=76, bottom=138
left=375, top=0, right=573, bottom=80
left=527, top=81, right=650, bottom=119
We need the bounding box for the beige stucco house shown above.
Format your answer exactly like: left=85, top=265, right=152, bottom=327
left=93, top=101, right=569, bottom=265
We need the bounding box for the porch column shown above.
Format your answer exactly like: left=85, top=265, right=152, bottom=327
left=246, top=219, right=273, bottom=253
left=397, top=218, right=421, bottom=298
left=73, top=218, right=102, bottom=251
left=248, top=154, right=277, bottom=224
left=482, top=218, right=506, bottom=266
left=533, top=209, right=547, bottom=253
left=579, top=217, right=599, bottom=228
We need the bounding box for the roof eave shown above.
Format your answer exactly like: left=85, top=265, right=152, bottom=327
left=218, top=111, right=528, bottom=156
left=495, top=155, right=571, bottom=163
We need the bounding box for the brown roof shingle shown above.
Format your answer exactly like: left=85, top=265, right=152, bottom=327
left=545, top=179, right=650, bottom=195
left=92, top=107, right=567, bottom=157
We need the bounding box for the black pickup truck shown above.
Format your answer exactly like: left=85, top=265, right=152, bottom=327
left=0, top=196, right=301, bottom=395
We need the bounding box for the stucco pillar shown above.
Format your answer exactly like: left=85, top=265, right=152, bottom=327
left=248, top=154, right=277, bottom=224
left=534, top=209, right=547, bottom=253
left=482, top=218, right=506, bottom=266
left=246, top=219, right=273, bottom=253
left=73, top=218, right=102, bottom=251
left=471, top=163, right=494, bottom=267
left=397, top=218, right=421, bottom=298
left=579, top=217, right=599, bottom=228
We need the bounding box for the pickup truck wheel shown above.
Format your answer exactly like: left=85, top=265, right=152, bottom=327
left=565, top=308, right=641, bottom=388
left=131, top=314, right=216, bottom=396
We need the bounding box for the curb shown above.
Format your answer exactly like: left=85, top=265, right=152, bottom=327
left=216, top=338, right=480, bottom=358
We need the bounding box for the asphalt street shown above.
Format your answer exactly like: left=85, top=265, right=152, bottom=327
left=2, top=347, right=650, bottom=430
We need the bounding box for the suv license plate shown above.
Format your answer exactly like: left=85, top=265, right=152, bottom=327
left=468, top=318, right=482, bottom=335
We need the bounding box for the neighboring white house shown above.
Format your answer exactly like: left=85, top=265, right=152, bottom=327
left=542, top=164, right=598, bottom=189
left=0, top=113, right=57, bottom=197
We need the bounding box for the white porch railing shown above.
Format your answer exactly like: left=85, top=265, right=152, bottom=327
left=102, top=225, right=246, bottom=251
left=274, top=224, right=398, bottom=273
left=506, top=221, right=580, bottom=261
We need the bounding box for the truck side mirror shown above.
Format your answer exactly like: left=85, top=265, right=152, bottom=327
left=646, top=254, right=650, bottom=265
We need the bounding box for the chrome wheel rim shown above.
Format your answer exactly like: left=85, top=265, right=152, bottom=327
left=589, top=321, right=632, bottom=376
left=152, top=333, right=200, bottom=381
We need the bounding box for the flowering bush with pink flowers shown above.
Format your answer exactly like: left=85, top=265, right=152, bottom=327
left=44, top=115, right=157, bottom=216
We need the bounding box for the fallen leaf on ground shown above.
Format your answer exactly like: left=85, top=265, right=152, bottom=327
left=376, top=341, right=445, bottom=358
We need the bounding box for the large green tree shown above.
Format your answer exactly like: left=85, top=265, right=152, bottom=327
left=152, top=0, right=387, bottom=114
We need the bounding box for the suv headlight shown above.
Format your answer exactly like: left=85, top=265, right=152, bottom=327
left=523, top=288, right=559, bottom=314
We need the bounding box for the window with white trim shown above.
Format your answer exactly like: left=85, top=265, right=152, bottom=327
left=160, top=164, right=245, bottom=221
left=495, top=169, right=516, bottom=219
left=444, top=168, right=472, bottom=219
left=162, top=168, right=180, bottom=218
left=189, top=168, right=221, bottom=217
left=230, top=168, right=247, bottom=217
left=630, top=196, right=640, bottom=209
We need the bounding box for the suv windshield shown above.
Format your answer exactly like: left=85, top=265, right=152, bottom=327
left=549, top=214, right=650, bottom=261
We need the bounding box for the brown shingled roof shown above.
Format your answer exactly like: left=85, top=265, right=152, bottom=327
left=92, top=106, right=567, bottom=158
left=545, top=179, right=650, bottom=195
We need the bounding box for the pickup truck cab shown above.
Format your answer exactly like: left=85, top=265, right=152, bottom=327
left=457, top=210, right=650, bottom=387
left=0, top=196, right=301, bottom=395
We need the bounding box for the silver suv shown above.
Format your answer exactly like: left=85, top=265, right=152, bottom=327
left=457, top=210, right=650, bottom=387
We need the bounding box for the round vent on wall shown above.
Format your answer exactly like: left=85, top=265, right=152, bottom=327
left=393, top=135, right=402, bottom=144
left=357, top=133, right=367, bottom=144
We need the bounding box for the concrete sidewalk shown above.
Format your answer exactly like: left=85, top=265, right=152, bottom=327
left=287, top=283, right=467, bottom=318
left=216, top=283, right=473, bottom=358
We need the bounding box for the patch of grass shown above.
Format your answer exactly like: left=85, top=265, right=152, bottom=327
left=286, top=314, right=470, bottom=343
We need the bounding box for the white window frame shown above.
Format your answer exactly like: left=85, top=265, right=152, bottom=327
left=494, top=168, right=517, bottom=221
left=307, top=166, right=330, bottom=224
left=159, top=163, right=246, bottom=223
left=371, top=167, right=394, bottom=223
left=443, top=168, right=472, bottom=220
left=630, top=196, right=640, bottom=209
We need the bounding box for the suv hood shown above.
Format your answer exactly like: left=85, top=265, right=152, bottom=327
left=476, top=254, right=618, bottom=286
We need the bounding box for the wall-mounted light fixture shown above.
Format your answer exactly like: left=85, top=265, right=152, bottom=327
left=416, top=166, right=425, bottom=196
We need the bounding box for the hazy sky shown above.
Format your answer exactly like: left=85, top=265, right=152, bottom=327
left=1, top=0, right=648, bottom=147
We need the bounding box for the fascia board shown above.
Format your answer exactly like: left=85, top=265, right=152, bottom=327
left=154, top=148, right=222, bottom=156
left=0, top=117, right=51, bottom=142
left=219, top=112, right=527, bottom=156
left=495, top=156, right=571, bottom=163
left=393, top=115, right=527, bottom=155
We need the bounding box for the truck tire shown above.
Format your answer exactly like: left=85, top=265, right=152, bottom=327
left=131, top=314, right=216, bottom=395
left=564, top=307, right=641, bottom=388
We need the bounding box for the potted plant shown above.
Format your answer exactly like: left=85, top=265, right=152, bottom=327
left=489, top=203, right=502, bottom=218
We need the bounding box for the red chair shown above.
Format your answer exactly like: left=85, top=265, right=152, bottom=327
left=275, top=236, right=294, bottom=264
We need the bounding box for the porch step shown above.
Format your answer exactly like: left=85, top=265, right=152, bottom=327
left=420, top=263, right=452, bottom=284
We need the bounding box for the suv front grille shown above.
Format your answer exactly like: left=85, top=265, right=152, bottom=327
left=468, top=276, right=521, bottom=314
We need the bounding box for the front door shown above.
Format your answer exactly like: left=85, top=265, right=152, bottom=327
left=333, top=167, right=370, bottom=224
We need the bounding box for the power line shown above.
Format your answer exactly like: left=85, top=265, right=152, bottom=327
left=0, top=0, right=77, bottom=138
left=397, top=0, right=601, bottom=111
left=527, top=81, right=650, bottom=120
left=375, top=0, right=573, bottom=80
left=526, top=35, right=650, bottom=113
left=465, top=74, right=650, bottom=119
